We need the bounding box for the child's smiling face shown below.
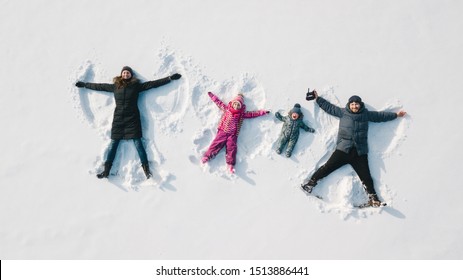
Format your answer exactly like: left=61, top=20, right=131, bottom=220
left=232, top=101, right=242, bottom=110
left=291, top=112, right=299, bottom=120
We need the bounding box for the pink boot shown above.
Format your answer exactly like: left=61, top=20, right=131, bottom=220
left=228, top=164, right=235, bottom=174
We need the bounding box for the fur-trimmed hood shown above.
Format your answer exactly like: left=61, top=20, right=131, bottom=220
left=113, top=76, right=140, bottom=89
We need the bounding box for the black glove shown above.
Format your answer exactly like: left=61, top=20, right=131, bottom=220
left=266, top=110, right=271, bottom=114
left=75, top=81, right=86, bottom=88
left=170, top=73, right=182, bottom=80
left=306, top=88, right=316, bottom=101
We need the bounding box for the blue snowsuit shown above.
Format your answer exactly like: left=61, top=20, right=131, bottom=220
left=275, top=104, right=315, bottom=157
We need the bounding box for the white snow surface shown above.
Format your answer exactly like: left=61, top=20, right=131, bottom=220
left=1, top=0, right=463, bottom=259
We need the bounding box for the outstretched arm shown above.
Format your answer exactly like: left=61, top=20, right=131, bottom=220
left=316, top=96, right=343, bottom=118
left=76, top=81, right=115, bottom=92
left=243, top=110, right=269, bottom=118
left=139, top=77, right=171, bottom=92
left=139, top=73, right=181, bottom=92
left=275, top=111, right=285, bottom=122
left=367, top=110, right=401, bottom=122
left=397, top=111, right=407, bottom=117
left=300, top=121, right=315, bottom=133
left=208, top=92, right=227, bottom=111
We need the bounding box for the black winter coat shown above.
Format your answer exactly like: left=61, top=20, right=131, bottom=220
left=83, top=77, right=171, bottom=140
left=316, top=97, right=397, bottom=155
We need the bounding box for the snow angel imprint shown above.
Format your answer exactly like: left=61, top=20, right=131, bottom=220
left=275, top=103, right=315, bottom=157
left=301, top=91, right=406, bottom=207
left=201, top=92, right=269, bottom=173
left=75, top=66, right=182, bottom=179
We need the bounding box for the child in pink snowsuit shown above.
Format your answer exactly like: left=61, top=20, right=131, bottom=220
left=202, top=92, right=269, bottom=173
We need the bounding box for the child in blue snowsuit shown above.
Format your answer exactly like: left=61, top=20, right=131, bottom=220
left=275, top=103, right=315, bottom=157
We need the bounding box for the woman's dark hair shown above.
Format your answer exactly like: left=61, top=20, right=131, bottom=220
left=113, top=76, right=138, bottom=89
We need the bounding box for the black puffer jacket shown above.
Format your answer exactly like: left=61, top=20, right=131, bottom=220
left=83, top=77, right=171, bottom=139
left=316, top=96, right=397, bottom=155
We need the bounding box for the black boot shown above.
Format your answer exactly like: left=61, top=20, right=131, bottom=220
left=142, top=163, right=152, bottom=179
left=368, top=194, right=383, bottom=207
left=301, top=178, right=317, bottom=193
left=97, top=162, right=112, bottom=179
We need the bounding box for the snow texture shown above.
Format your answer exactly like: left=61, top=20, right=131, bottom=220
left=1, top=0, right=463, bottom=259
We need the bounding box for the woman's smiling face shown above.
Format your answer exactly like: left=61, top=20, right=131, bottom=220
left=121, top=70, right=132, bottom=80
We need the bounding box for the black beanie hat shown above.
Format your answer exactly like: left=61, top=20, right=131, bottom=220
left=348, top=95, right=362, bottom=104
left=121, top=66, right=134, bottom=76
left=290, top=103, right=302, bottom=115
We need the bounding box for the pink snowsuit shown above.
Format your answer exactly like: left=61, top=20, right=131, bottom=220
left=203, top=92, right=268, bottom=166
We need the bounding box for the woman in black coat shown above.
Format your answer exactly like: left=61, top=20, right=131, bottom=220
left=76, top=66, right=181, bottom=179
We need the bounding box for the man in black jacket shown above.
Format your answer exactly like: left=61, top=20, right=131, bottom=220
left=302, top=90, right=406, bottom=207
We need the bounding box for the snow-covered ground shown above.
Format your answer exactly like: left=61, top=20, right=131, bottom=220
left=1, top=0, right=463, bottom=260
